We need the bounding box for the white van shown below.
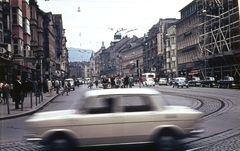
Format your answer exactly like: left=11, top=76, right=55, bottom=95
left=65, top=78, right=75, bottom=90
left=158, top=78, right=167, bottom=85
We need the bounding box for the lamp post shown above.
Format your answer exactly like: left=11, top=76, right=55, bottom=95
left=199, top=9, right=220, bottom=79
left=35, top=51, right=44, bottom=102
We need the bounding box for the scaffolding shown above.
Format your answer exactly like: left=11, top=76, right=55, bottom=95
left=197, top=0, right=240, bottom=80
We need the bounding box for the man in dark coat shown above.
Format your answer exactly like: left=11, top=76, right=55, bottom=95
left=12, top=75, right=23, bottom=109
left=124, top=75, right=129, bottom=88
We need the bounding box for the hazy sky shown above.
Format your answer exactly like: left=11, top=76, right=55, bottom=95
left=37, top=0, right=193, bottom=52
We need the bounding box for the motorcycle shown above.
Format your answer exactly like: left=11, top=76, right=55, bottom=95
left=88, top=82, right=93, bottom=89
left=103, top=83, right=108, bottom=89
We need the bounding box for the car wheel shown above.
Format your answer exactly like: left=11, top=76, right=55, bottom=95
left=48, top=138, right=72, bottom=151
left=155, top=134, right=176, bottom=151
left=186, top=86, right=188, bottom=88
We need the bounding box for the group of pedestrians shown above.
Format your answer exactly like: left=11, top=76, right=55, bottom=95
left=45, top=79, right=61, bottom=95
left=0, top=75, right=24, bottom=109
left=0, top=81, right=11, bottom=105
left=99, top=75, right=134, bottom=89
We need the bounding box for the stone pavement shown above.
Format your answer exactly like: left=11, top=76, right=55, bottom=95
left=0, top=92, right=59, bottom=120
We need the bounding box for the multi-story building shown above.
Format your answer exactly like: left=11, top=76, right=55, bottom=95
left=176, top=0, right=199, bottom=78
left=11, top=0, right=32, bottom=81
left=52, top=14, right=63, bottom=79
left=121, top=36, right=144, bottom=79
left=142, top=18, right=177, bottom=81
left=143, top=23, right=159, bottom=75
left=157, top=18, right=178, bottom=80
left=197, top=0, right=240, bottom=80
left=60, top=29, right=68, bottom=79
left=165, top=25, right=178, bottom=80
left=0, top=0, right=12, bottom=82
left=29, top=0, right=44, bottom=81
left=110, top=34, right=129, bottom=77
left=94, top=42, right=105, bottom=80
left=177, top=0, right=240, bottom=81
left=0, top=0, right=67, bottom=83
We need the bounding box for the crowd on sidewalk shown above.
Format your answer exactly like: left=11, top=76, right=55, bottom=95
left=0, top=75, right=69, bottom=109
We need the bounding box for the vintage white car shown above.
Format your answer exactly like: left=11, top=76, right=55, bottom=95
left=25, top=88, right=203, bottom=151
left=143, top=78, right=156, bottom=86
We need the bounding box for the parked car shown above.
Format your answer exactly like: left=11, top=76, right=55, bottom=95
left=217, top=76, right=240, bottom=88
left=200, top=77, right=216, bottom=87
left=143, top=78, right=155, bottom=86
left=188, top=77, right=201, bottom=87
left=65, top=78, right=75, bottom=90
left=25, top=88, right=203, bottom=151
left=172, top=77, right=189, bottom=88
left=76, top=78, right=83, bottom=85
left=158, top=78, right=167, bottom=85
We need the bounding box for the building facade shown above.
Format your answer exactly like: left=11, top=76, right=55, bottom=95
left=165, top=25, right=178, bottom=80
left=0, top=0, right=12, bottom=82
left=0, top=0, right=68, bottom=84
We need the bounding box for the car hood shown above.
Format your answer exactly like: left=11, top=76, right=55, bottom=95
left=26, top=110, right=77, bottom=122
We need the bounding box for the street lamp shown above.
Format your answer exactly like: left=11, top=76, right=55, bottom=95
left=34, top=51, right=44, bottom=101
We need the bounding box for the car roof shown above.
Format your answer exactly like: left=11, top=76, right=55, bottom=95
left=84, top=88, right=160, bottom=98
left=66, top=78, right=73, bottom=80
left=175, top=77, right=186, bottom=79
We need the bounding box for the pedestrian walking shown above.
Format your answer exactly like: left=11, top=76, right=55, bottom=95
left=47, top=79, right=52, bottom=95
left=55, top=79, right=60, bottom=94
left=95, top=79, right=99, bottom=88
left=87, top=79, right=93, bottom=89
left=61, top=80, right=69, bottom=96
left=110, top=76, right=116, bottom=88
left=23, top=78, right=28, bottom=97
left=32, top=79, right=38, bottom=95
left=123, top=75, right=129, bottom=88
left=12, top=75, right=23, bottom=109
left=2, top=81, right=10, bottom=104
left=128, top=75, right=134, bottom=88
left=43, top=79, right=48, bottom=93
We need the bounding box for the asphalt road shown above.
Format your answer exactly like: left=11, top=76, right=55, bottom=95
left=1, top=84, right=240, bottom=151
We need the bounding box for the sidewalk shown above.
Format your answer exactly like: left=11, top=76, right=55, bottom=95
left=0, top=92, right=59, bottom=120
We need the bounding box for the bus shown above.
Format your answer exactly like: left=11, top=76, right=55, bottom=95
left=141, top=73, right=156, bottom=82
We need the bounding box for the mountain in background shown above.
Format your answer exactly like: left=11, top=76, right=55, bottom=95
left=67, top=47, right=93, bottom=62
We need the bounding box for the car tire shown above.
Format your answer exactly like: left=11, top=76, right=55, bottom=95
left=186, top=86, right=189, bottom=88
left=48, top=138, right=73, bottom=151
left=155, top=134, right=176, bottom=151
